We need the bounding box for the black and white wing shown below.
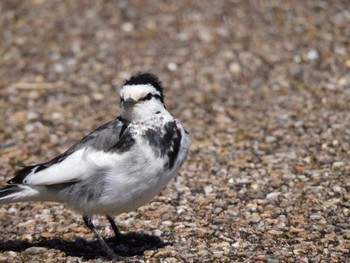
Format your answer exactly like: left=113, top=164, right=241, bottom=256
left=7, top=117, right=131, bottom=186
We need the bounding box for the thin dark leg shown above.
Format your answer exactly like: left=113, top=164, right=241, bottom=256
left=83, top=216, right=117, bottom=260
left=107, top=215, right=121, bottom=238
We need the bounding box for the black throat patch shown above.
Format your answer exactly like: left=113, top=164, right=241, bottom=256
left=145, top=121, right=182, bottom=170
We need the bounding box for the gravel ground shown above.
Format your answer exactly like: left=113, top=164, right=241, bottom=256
left=0, top=0, right=349, bottom=262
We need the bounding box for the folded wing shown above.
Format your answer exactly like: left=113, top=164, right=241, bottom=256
left=8, top=117, right=130, bottom=186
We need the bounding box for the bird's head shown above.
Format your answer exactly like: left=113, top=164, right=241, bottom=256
left=119, top=73, right=168, bottom=121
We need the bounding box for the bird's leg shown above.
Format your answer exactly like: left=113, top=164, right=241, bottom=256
left=107, top=215, right=121, bottom=238
left=83, top=216, right=117, bottom=260
left=107, top=215, right=149, bottom=247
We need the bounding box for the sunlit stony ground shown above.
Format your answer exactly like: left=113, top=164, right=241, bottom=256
left=0, top=1, right=349, bottom=262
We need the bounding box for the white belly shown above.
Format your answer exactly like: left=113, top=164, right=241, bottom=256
left=76, top=145, right=175, bottom=215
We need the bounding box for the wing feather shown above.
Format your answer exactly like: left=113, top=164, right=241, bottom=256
left=8, top=117, right=130, bottom=186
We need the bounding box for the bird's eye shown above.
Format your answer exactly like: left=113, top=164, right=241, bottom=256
left=138, top=93, right=154, bottom=102
left=145, top=93, right=153, bottom=100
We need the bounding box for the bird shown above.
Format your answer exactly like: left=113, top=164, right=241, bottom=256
left=0, top=73, right=191, bottom=260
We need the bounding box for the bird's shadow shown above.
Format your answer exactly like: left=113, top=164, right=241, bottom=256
left=0, top=232, right=170, bottom=260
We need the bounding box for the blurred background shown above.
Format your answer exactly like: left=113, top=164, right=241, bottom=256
left=0, top=0, right=349, bottom=262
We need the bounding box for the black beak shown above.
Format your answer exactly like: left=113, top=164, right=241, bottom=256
left=122, top=98, right=136, bottom=108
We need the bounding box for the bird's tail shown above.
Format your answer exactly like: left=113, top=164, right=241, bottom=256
left=0, top=184, right=33, bottom=205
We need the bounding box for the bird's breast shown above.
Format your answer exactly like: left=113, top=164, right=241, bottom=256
left=137, top=120, right=182, bottom=171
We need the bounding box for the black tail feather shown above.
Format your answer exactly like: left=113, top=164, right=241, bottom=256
left=0, top=185, right=21, bottom=199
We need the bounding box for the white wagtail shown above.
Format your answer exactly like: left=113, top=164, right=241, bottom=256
left=0, top=73, right=191, bottom=259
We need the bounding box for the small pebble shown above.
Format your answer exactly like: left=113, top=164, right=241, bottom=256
left=167, top=62, right=178, bottom=71
left=266, top=192, right=280, bottom=201
left=332, top=162, right=345, bottom=170
left=204, top=185, right=213, bottom=195
left=307, top=49, right=319, bottom=60
left=121, top=22, right=134, bottom=32
left=229, top=62, right=242, bottom=74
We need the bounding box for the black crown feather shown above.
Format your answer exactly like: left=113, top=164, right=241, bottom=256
left=124, top=73, right=164, bottom=100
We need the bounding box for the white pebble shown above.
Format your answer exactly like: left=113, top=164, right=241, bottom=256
left=204, top=185, right=213, bottom=195
left=307, top=49, right=319, bottom=60
left=332, top=140, right=339, bottom=146
left=25, top=124, right=34, bottom=132
left=265, top=136, right=276, bottom=143
left=6, top=251, right=17, bottom=257
left=51, top=112, right=62, bottom=120
left=161, top=221, right=173, bottom=227
left=54, top=63, right=64, bottom=73
left=121, top=22, right=134, bottom=32
left=8, top=207, right=18, bottom=214
left=153, top=229, right=162, bottom=236
left=167, top=62, right=178, bottom=71
left=229, top=62, right=241, bottom=74
left=27, top=111, right=39, bottom=120
left=232, top=241, right=240, bottom=248
left=177, top=208, right=185, bottom=214
left=266, top=192, right=280, bottom=201
left=332, top=162, right=345, bottom=170
left=92, top=92, right=105, bottom=101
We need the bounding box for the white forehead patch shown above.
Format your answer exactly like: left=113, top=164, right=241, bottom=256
left=120, top=84, right=161, bottom=101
